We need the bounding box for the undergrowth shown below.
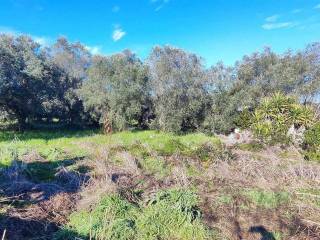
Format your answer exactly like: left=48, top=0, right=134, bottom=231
left=55, top=189, right=211, bottom=240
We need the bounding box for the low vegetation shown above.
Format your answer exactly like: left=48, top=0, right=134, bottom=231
left=0, top=129, right=320, bottom=239
left=248, top=93, right=315, bottom=144
left=56, top=189, right=210, bottom=240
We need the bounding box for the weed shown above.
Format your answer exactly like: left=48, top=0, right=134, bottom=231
left=140, top=157, right=170, bottom=179
left=237, top=142, right=264, bottom=152
left=57, top=189, right=211, bottom=240
left=244, top=189, right=290, bottom=209
left=217, top=194, right=233, bottom=205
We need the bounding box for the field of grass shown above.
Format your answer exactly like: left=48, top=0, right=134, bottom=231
left=0, top=130, right=320, bottom=239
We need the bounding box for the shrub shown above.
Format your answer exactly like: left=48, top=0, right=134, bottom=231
left=303, top=122, right=320, bottom=161
left=235, top=108, right=253, bottom=129
left=249, top=93, right=314, bottom=144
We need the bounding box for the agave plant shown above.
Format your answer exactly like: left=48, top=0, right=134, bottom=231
left=250, top=92, right=315, bottom=144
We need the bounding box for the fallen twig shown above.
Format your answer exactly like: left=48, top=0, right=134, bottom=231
left=301, top=218, right=320, bottom=227
left=1, top=229, right=6, bottom=240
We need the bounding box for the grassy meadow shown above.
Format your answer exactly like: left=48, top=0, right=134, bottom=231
left=0, top=129, right=320, bottom=239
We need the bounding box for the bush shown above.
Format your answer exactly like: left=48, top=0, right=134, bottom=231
left=249, top=93, right=314, bottom=144
left=303, top=122, right=320, bottom=161
left=235, top=108, right=252, bottom=129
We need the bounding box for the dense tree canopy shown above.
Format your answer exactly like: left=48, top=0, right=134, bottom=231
left=0, top=33, right=319, bottom=133
left=0, top=35, right=47, bottom=128
left=148, top=46, right=207, bottom=133
left=80, top=50, right=150, bottom=130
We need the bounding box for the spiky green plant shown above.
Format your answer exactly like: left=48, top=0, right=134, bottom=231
left=250, top=93, right=315, bottom=144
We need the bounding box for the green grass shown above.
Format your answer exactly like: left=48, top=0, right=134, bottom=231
left=244, top=189, right=291, bottom=209
left=0, top=130, right=220, bottom=167
left=140, top=156, right=171, bottom=179
left=55, top=189, right=211, bottom=240
left=0, top=130, right=94, bottom=167
left=217, top=194, right=233, bottom=205
left=237, top=142, right=264, bottom=152
left=103, top=130, right=221, bottom=157
left=296, top=188, right=320, bottom=208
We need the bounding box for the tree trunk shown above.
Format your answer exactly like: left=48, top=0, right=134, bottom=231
left=17, top=116, right=27, bottom=131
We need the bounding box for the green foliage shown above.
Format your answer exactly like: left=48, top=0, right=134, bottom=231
left=217, top=194, right=233, bottom=205
left=1, top=32, right=320, bottom=135
left=303, top=122, right=320, bottom=161
left=250, top=93, right=314, bottom=144
left=296, top=188, right=320, bottom=208
left=201, top=63, right=239, bottom=134
left=0, top=34, right=92, bottom=129
left=107, top=130, right=220, bottom=157
left=0, top=130, right=220, bottom=168
left=80, top=51, right=150, bottom=131
left=235, top=108, right=253, bottom=129
left=57, top=189, right=211, bottom=240
left=148, top=46, right=207, bottom=133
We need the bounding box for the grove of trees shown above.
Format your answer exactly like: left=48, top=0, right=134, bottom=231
left=0, top=33, right=319, bottom=133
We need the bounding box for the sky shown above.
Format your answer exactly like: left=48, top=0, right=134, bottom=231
left=0, top=0, right=320, bottom=66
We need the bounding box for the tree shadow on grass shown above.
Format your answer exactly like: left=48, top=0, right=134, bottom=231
left=249, top=226, right=276, bottom=240
left=0, top=215, right=59, bottom=240
left=0, top=215, right=86, bottom=240
left=0, top=157, right=91, bottom=239
left=1, top=157, right=89, bottom=202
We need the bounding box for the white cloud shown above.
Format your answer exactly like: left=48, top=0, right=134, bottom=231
left=112, top=5, right=120, bottom=13
left=85, top=45, right=101, bottom=55
left=265, top=15, right=279, bottom=22
left=0, top=26, right=51, bottom=46
left=262, top=22, right=295, bottom=30
left=112, top=27, right=126, bottom=41
left=315, top=4, right=320, bottom=9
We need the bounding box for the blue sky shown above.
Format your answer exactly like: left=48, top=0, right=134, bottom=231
left=1, top=0, right=320, bottom=66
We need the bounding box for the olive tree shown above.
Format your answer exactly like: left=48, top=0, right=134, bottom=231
left=202, top=62, right=238, bottom=134
left=147, top=46, right=207, bottom=133
left=0, top=34, right=46, bottom=129
left=48, top=37, right=91, bottom=125
left=80, top=50, right=150, bottom=130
